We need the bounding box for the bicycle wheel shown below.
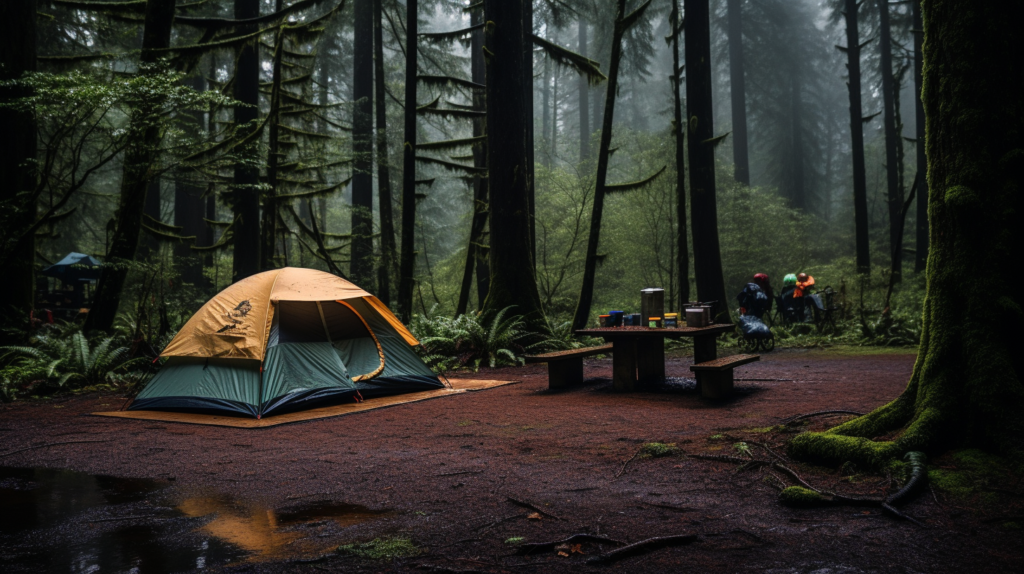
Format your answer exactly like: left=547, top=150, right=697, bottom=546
left=759, top=336, right=775, bottom=352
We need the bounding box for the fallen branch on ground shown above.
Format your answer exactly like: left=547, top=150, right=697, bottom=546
left=586, top=534, right=698, bottom=565
left=506, top=496, right=563, bottom=520
left=614, top=445, right=645, bottom=479
left=515, top=533, right=624, bottom=555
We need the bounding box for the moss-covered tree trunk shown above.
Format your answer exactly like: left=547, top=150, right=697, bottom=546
left=912, top=0, right=928, bottom=273
left=877, top=0, right=903, bottom=284
left=481, top=0, right=548, bottom=335
left=789, top=0, right=1024, bottom=468
left=350, top=0, right=374, bottom=285
left=373, top=0, right=397, bottom=306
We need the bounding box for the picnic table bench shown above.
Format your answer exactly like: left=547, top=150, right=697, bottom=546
left=524, top=344, right=614, bottom=389
left=689, top=353, right=760, bottom=399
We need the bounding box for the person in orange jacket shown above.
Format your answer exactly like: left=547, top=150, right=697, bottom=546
left=794, top=273, right=815, bottom=298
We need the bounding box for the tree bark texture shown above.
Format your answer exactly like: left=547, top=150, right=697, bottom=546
left=397, top=0, right=418, bottom=321
left=669, top=1, right=689, bottom=309
left=571, top=0, right=627, bottom=332
left=0, top=0, right=37, bottom=342
left=374, top=0, right=397, bottom=305
left=87, top=0, right=177, bottom=332
left=843, top=0, right=870, bottom=274
left=524, top=0, right=536, bottom=264
left=262, top=6, right=285, bottom=272
left=174, top=73, right=208, bottom=286
left=877, top=0, right=903, bottom=284
left=684, top=0, right=729, bottom=319
left=481, top=0, right=548, bottom=334
left=725, top=0, right=749, bottom=186
left=789, top=0, right=1024, bottom=467
left=912, top=0, right=928, bottom=273
left=350, top=0, right=374, bottom=285
left=231, top=0, right=261, bottom=283
left=577, top=22, right=591, bottom=162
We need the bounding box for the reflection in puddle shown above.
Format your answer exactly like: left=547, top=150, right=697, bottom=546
left=0, top=466, right=389, bottom=572
left=178, top=495, right=389, bottom=562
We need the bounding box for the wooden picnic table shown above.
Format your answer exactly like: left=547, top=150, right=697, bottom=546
left=575, top=324, right=735, bottom=392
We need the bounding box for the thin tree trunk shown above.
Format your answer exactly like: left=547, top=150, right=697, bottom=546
left=551, top=70, right=558, bottom=160
left=578, top=22, right=591, bottom=162
left=0, top=0, right=37, bottom=342
left=481, top=0, right=548, bottom=334
left=877, top=0, right=902, bottom=284
left=472, top=7, right=490, bottom=309
left=789, top=72, right=805, bottom=211
left=669, top=1, right=690, bottom=309
left=790, top=0, right=1024, bottom=466
left=541, top=54, right=551, bottom=168
left=174, top=73, right=208, bottom=285
left=684, top=0, right=729, bottom=319
left=86, top=0, right=177, bottom=332
left=571, top=0, right=628, bottom=331
left=351, top=0, right=374, bottom=284
left=912, top=0, right=928, bottom=273
left=231, top=0, right=261, bottom=282
left=374, top=0, right=397, bottom=304
left=843, top=0, right=870, bottom=274
left=397, top=0, right=418, bottom=321
left=725, top=0, right=749, bottom=185
left=262, top=2, right=285, bottom=271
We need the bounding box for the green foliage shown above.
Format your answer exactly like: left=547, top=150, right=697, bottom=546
left=410, top=306, right=550, bottom=371
left=504, top=536, right=526, bottom=545
left=337, top=537, right=420, bottom=560
left=0, top=324, right=147, bottom=400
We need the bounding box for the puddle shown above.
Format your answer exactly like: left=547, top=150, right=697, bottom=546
left=0, top=466, right=388, bottom=572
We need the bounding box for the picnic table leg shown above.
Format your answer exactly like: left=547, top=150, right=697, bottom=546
left=611, top=338, right=638, bottom=392
left=693, top=334, right=718, bottom=364
left=636, top=336, right=665, bottom=386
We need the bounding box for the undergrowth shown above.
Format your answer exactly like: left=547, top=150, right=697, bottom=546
left=337, top=537, right=420, bottom=560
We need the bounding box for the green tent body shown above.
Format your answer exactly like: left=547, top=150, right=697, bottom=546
left=131, top=269, right=442, bottom=418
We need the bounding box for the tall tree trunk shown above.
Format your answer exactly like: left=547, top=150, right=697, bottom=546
left=790, top=0, right=1024, bottom=467
left=0, top=0, right=37, bottom=343
left=551, top=70, right=558, bottom=160
left=231, top=0, right=261, bottom=282
left=374, top=0, right=397, bottom=304
left=843, top=0, right=870, bottom=274
left=571, top=0, right=629, bottom=331
left=789, top=72, right=805, bottom=211
left=481, top=0, right=548, bottom=334
left=877, top=0, right=903, bottom=284
left=86, top=0, right=177, bottom=332
left=262, top=2, right=285, bottom=272
left=397, top=0, right=418, bottom=321
left=174, top=73, right=208, bottom=286
left=524, top=0, right=536, bottom=265
left=912, top=0, right=928, bottom=273
left=577, top=22, right=591, bottom=162
left=684, top=0, right=729, bottom=319
left=350, top=0, right=374, bottom=285
left=472, top=8, right=490, bottom=309
left=669, top=1, right=690, bottom=309
left=725, top=0, right=749, bottom=185
left=541, top=54, right=551, bottom=168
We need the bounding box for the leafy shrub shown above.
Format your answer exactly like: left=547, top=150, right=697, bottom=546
left=411, top=306, right=549, bottom=371
left=0, top=326, right=147, bottom=399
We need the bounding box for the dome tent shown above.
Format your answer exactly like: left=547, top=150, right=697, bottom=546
left=130, top=268, right=442, bottom=418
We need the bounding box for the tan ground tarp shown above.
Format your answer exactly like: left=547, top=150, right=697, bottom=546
left=92, top=379, right=518, bottom=428
left=160, top=268, right=416, bottom=360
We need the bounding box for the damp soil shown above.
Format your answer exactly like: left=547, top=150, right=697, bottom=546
left=1, top=348, right=1022, bottom=573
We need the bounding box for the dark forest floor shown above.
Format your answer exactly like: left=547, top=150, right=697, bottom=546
left=2, top=348, right=1022, bottom=573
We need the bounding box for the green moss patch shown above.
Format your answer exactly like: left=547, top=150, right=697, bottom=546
left=639, top=442, right=680, bottom=458
left=779, top=486, right=827, bottom=508
left=338, top=537, right=420, bottom=560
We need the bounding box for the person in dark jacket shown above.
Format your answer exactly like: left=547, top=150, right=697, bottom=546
left=737, top=277, right=770, bottom=318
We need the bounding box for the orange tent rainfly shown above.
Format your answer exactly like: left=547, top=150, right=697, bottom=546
left=131, top=268, right=441, bottom=418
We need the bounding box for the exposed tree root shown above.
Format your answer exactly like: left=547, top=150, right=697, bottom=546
left=586, top=534, right=698, bottom=565
left=506, top=496, right=563, bottom=520
left=779, top=410, right=865, bottom=425
left=614, top=445, right=644, bottom=478
left=515, top=534, right=624, bottom=555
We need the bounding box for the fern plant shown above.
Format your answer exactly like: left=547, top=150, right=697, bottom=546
left=412, top=307, right=550, bottom=372
left=0, top=329, right=146, bottom=397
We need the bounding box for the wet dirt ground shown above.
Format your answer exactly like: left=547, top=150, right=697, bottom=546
left=2, top=348, right=1022, bottom=573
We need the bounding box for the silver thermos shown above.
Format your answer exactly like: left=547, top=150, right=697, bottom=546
left=640, top=288, right=665, bottom=327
